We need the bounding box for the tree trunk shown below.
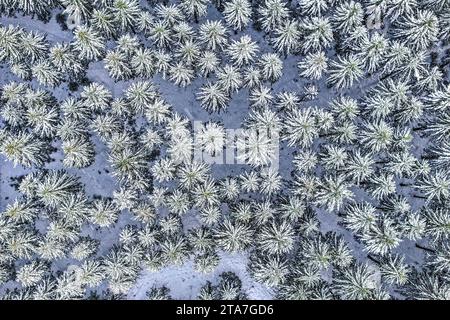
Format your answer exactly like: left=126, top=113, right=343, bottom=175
left=367, top=255, right=380, bottom=264
left=415, top=243, right=435, bottom=253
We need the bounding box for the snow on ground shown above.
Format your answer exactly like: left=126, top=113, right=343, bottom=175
left=128, top=252, right=274, bottom=300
